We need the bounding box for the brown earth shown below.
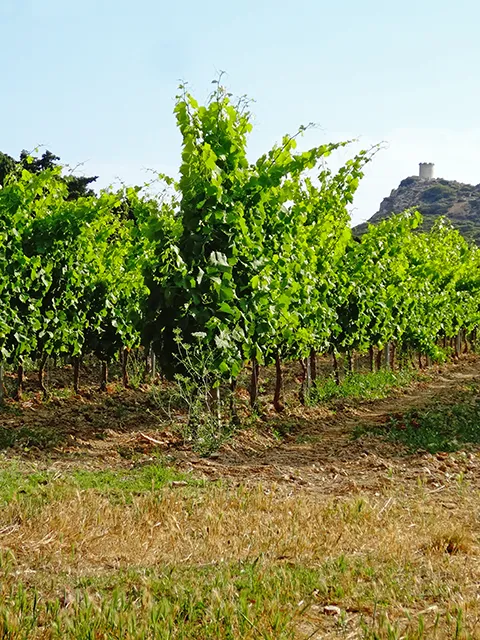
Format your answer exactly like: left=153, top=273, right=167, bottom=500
left=177, top=358, right=480, bottom=495
left=1, top=356, right=480, bottom=496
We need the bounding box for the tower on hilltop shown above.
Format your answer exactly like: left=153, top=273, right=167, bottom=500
left=419, top=162, right=434, bottom=180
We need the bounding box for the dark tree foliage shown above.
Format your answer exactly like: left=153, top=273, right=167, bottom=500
left=0, top=152, right=16, bottom=187
left=64, top=175, right=98, bottom=200
left=1, top=149, right=98, bottom=199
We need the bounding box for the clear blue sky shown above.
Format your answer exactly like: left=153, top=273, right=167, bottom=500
left=2, top=0, right=479, bottom=224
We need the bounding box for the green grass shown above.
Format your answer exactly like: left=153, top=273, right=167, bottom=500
left=311, top=369, right=424, bottom=404
left=0, top=559, right=472, bottom=639
left=0, top=425, right=65, bottom=451
left=24, top=563, right=306, bottom=639
left=69, top=464, right=202, bottom=500
left=0, top=561, right=334, bottom=640
left=0, top=461, right=200, bottom=507
left=355, top=392, right=480, bottom=454
left=0, top=465, right=53, bottom=505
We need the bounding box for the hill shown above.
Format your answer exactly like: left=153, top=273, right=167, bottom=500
left=353, top=173, right=480, bottom=244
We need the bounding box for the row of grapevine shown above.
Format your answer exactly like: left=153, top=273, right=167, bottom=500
left=0, top=167, right=150, bottom=397
left=1, top=83, right=479, bottom=409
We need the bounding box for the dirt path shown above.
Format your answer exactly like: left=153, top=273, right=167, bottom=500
left=3, top=357, right=480, bottom=496
left=171, top=358, right=480, bottom=494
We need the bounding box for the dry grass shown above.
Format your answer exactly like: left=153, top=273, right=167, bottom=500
left=2, top=483, right=477, bottom=570
left=0, top=464, right=479, bottom=638
left=1, top=358, right=480, bottom=637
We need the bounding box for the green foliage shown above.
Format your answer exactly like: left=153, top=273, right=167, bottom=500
left=332, top=212, right=480, bottom=360
left=145, top=81, right=373, bottom=383
left=311, top=369, right=423, bottom=403
left=0, top=168, right=152, bottom=370
left=0, top=152, right=16, bottom=186
left=376, top=395, right=480, bottom=453
left=0, top=425, right=64, bottom=451
left=332, top=211, right=422, bottom=356
left=2, top=81, right=480, bottom=429
left=2, top=148, right=98, bottom=198
left=421, top=183, right=456, bottom=203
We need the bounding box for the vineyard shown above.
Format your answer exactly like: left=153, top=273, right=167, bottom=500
left=1, top=83, right=479, bottom=416
left=2, top=83, right=480, bottom=639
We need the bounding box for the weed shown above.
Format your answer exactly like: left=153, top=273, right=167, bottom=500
left=150, top=381, right=187, bottom=419
left=0, top=426, right=64, bottom=451
left=310, top=369, right=424, bottom=404
left=357, top=394, right=480, bottom=454
left=270, top=419, right=296, bottom=441
left=159, top=332, right=240, bottom=456
left=0, top=461, right=199, bottom=506
left=125, top=348, right=148, bottom=389
left=295, top=434, right=322, bottom=444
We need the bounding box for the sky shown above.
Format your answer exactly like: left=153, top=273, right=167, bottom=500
left=1, top=0, right=480, bottom=226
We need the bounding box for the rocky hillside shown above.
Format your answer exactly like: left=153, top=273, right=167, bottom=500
left=353, top=176, right=480, bottom=244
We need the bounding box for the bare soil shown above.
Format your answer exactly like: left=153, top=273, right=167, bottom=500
left=2, top=356, right=480, bottom=497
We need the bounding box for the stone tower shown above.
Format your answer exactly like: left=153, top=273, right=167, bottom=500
left=419, top=162, right=434, bottom=180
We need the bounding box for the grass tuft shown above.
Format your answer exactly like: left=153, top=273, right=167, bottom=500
left=0, top=461, right=200, bottom=507
left=311, top=369, right=424, bottom=404
left=0, top=425, right=65, bottom=451
left=356, top=391, right=480, bottom=453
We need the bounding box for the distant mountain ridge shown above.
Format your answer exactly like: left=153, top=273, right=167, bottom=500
left=353, top=172, right=480, bottom=245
